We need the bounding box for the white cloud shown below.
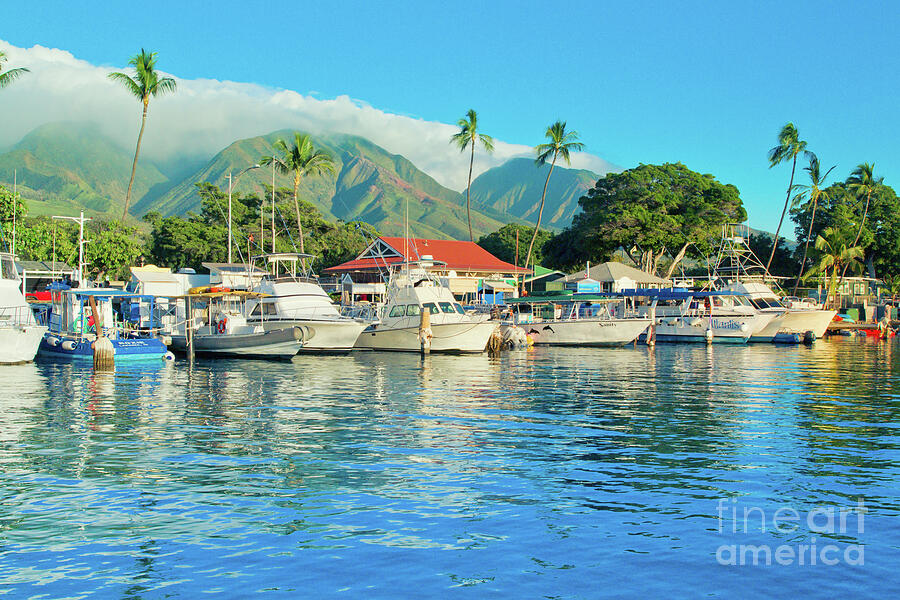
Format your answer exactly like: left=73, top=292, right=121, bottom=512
left=0, top=40, right=616, bottom=189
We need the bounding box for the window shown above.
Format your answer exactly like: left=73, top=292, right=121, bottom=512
left=406, top=304, right=421, bottom=316
left=389, top=305, right=405, bottom=318
left=453, top=303, right=466, bottom=315
left=422, top=302, right=438, bottom=315
left=439, top=302, right=454, bottom=313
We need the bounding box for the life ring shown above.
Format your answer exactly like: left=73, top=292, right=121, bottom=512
left=217, top=319, right=227, bottom=334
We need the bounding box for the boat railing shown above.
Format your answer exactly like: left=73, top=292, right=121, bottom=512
left=342, top=303, right=379, bottom=322
left=0, top=305, right=37, bottom=327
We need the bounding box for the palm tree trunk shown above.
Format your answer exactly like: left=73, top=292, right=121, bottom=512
left=123, top=101, right=148, bottom=220
left=664, top=242, right=691, bottom=279
left=839, top=189, right=872, bottom=283
left=792, top=199, right=818, bottom=295
left=293, top=174, right=304, bottom=254
left=765, top=154, right=798, bottom=276
left=466, top=144, right=475, bottom=242
left=522, top=154, right=557, bottom=290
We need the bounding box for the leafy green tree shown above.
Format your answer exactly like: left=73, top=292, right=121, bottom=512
left=552, top=162, right=746, bottom=275
left=0, top=50, right=29, bottom=90
left=3, top=217, right=77, bottom=266
left=147, top=216, right=227, bottom=271
left=261, top=133, right=336, bottom=253
left=766, top=122, right=808, bottom=275
left=524, top=121, right=583, bottom=279
left=0, top=184, right=27, bottom=222
left=478, top=223, right=551, bottom=267
left=789, top=154, right=835, bottom=293
left=748, top=233, right=797, bottom=278
left=108, top=49, right=176, bottom=220
left=84, top=221, right=146, bottom=280
left=451, top=109, right=495, bottom=241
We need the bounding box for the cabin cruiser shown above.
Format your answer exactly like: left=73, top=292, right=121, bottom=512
left=723, top=281, right=836, bottom=341
left=502, top=294, right=652, bottom=346
left=166, top=290, right=307, bottom=360
left=354, top=263, right=496, bottom=353
left=633, top=289, right=778, bottom=344
left=0, top=252, right=46, bottom=363
left=244, top=253, right=368, bottom=354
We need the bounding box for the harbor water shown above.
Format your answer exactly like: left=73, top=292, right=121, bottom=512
left=1, top=338, right=898, bottom=598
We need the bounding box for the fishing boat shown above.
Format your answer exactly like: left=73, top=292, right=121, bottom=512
left=631, top=289, right=777, bottom=344
left=244, top=253, right=367, bottom=353
left=354, top=262, right=496, bottom=353
left=0, top=252, right=46, bottom=364
left=165, top=290, right=308, bottom=360
left=711, top=224, right=836, bottom=341
left=501, top=293, right=652, bottom=346
left=37, top=288, right=169, bottom=361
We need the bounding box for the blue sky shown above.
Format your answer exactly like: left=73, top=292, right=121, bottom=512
left=4, top=0, right=899, bottom=236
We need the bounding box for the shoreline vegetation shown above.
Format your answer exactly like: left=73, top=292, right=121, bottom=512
left=0, top=47, right=897, bottom=300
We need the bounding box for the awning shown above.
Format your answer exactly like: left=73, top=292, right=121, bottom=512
left=482, top=280, right=515, bottom=291
left=447, top=277, right=479, bottom=294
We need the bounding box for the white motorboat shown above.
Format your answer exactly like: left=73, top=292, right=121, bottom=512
left=711, top=224, right=836, bottom=341
left=244, top=253, right=367, bottom=354
left=354, top=264, right=496, bottom=353
left=725, top=281, right=836, bottom=341
left=0, top=252, right=46, bottom=364
left=166, top=290, right=307, bottom=360
left=641, top=290, right=777, bottom=344
left=502, top=294, right=652, bottom=346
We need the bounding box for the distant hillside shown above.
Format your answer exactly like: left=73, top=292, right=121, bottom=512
left=140, top=130, right=507, bottom=240
left=0, top=122, right=166, bottom=217
left=467, top=157, right=605, bottom=229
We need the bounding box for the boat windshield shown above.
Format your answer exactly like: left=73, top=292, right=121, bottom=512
left=750, top=297, right=784, bottom=309
left=1, top=256, right=17, bottom=281
left=453, top=303, right=466, bottom=315
left=438, top=302, right=454, bottom=314
left=423, top=302, right=438, bottom=315
left=406, top=304, right=421, bottom=316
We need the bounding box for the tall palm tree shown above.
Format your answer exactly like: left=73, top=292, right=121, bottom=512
left=840, top=163, right=882, bottom=282
left=790, top=154, right=835, bottom=295
left=108, top=49, right=176, bottom=220
left=261, top=133, right=336, bottom=253
left=523, top=121, right=583, bottom=279
left=0, top=50, right=30, bottom=90
left=807, top=225, right=864, bottom=309
left=450, top=109, right=495, bottom=241
left=766, top=122, right=808, bottom=275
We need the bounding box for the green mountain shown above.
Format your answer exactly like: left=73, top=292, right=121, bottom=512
left=0, top=122, right=167, bottom=218
left=466, top=157, right=603, bottom=229
left=139, top=130, right=507, bottom=239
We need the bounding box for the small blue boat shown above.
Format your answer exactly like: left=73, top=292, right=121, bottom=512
left=37, top=288, right=170, bottom=362
left=772, top=330, right=802, bottom=344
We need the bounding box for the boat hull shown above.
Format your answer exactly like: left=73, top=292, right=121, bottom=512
left=38, top=335, right=168, bottom=361
left=644, top=313, right=776, bottom=344
left=749, top=309, right=837, bottom=342
left=355, top=321, right=496, bottom=353
left=510, top=318, right=651, bottom=347
left=0, top=325, right=47, bottom=364
left=169, top=326, right=303, bottom=360
left=249, top=318, right=367, bottom=354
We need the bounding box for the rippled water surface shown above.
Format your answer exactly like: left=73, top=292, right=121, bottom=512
left=2, top=339, right=899, bottom=598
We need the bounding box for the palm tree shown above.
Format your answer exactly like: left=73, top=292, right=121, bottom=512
left=108, top=49, right=176, bottom=220
left=523, top=121, right=583, bottom=280
left=807, top=225, right=864, bottom=309
left=0, top=50, right=30, bottom=90
left=790, top=154, right=835, bottom=295
left=450, top=109, right=495, bottom=241
left=839, top=163, right=882, bottom=282
left=261, top=133, right=336, bottom=253
left=766, top=122, right=808, bottom=275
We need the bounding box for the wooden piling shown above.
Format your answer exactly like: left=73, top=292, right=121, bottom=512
left=88, top=295, right=114, bottom=369
left=419, top=307, right=432, bottom=355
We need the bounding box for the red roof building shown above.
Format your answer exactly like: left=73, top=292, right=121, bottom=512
left=324, top=236, right=529, bottom=297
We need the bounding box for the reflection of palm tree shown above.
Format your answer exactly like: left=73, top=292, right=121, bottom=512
left=766, top=123, right=808, bottom=275
left=108, top=49, right=176, bottom=220
left=524, top=121, right=583, bottom=278
left=807, top=225, right=864, bottom=309
left=451, top=109, right=495, bottom=241
left=0, top=50, right=30, bottom=90
left=261, top=133, right=336, bottom=253
left=790, top=154, right=835, bottom=295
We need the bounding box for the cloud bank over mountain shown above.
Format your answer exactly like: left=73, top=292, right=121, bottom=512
left=0, top=41, right=616, bottom=191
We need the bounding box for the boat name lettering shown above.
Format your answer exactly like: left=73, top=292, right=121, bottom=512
left=711, top=319, right=742, bottom=330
